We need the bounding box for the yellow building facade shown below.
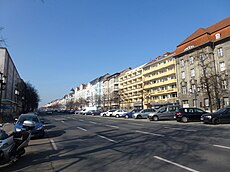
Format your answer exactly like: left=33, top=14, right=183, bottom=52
left=142, top=52, right=178, bottom=109
left=119, top=65, right=144, bottom=110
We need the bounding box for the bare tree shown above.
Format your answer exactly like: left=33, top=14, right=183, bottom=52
left=198, top=50, right=226, bottom=112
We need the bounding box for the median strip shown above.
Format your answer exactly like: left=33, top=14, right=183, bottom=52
left=97, top=135, right=118, bottom=143
left=213, top=144, right=230, bottom=150
left=154, top=156, right=199, bottom=172
left=135, top=130, right=164, bottom=137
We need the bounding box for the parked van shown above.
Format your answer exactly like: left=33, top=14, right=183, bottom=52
left=80, top=107, right=97, bottom=115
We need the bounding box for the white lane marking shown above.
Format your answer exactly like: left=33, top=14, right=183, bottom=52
left=89, top=121, right=97, bottom=124
left=50, top=139, right=58, bottom=151
left=164, top=127, right=197, bottom=132
left=213, top=144, right=230, bottom=150
left=135, top=130, right=164, bottom=137
left=154, top=156, right=199, bottom=172
left=130, top=123, right=144, bottom=126
left=77, top=127, right=87, bottom=131
left=61, top=120, right=65, bottom=123
left=105, top=125, right=119, bottom=128
left=98, top=135, right=118, bottom=143
left=79, top=119, right=85, bottom=122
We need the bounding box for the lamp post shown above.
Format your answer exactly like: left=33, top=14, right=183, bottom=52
left=189, top=86, right=200, bottom=107
left=0, top=72, right=6, bottom=111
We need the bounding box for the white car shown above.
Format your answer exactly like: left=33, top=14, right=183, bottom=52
left=112, top=110, right=128, bottom=118
left=100, top=110, right=116, bottom=117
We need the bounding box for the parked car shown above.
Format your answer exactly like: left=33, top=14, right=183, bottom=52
left=148, top=105, right=180, bottom=121
left=133, top=108, right=156, bottom=119
left=201, top=108, right=230, bottom=124
left=122, top=109, right=142, bottom=118
left=14, top=113, right=45, bottom=138
left=175, top=107, right=207, bottom=123
left=85, top=110, right=101, bottom=116
left=100, top=110, right=116, bottom=117
left=112, top=109, right=128, bottom=118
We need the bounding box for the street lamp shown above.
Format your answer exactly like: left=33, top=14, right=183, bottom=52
left=189, top=86, right=200, bottom=107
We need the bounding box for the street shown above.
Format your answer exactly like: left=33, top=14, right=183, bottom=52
left=1, top=113, right=230, bottom=172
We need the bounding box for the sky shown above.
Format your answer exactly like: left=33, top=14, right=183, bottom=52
left=0, top=0, right=230, bottom=107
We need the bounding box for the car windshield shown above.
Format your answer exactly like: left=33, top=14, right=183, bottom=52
left=215, top=108, right=227, bottom=114
left=18, top=115, right=39, bottom=124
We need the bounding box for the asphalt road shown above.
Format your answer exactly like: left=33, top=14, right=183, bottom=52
left=1, top=113, right=230, bottom=172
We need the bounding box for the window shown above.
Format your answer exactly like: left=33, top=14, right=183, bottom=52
left=181, top=59, right=185, bottom=67
left=204, top=98, right=209, bottom=107
left=217, top=47, right=223, bottom=57
left=222, top=80, right=227, bottom=89
left=192, top=99, right=197, bottom=107
left=220, top=62, right=225, bottom=71
left=189, top=56, right=194, bottom=64
left=182, top=86, right=187, bottom=94
left=191, top=69, right=195, bottom=77
left=215, top=33, right=221, bottom=40
left=182, top=71, right=185, bottom=79
left=223, top=97, right=229, bottom=107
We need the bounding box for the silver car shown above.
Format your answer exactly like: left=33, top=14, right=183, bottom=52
left=133, top=108, right=156, bottom=119
left=148, top=105, right=180, bottom=121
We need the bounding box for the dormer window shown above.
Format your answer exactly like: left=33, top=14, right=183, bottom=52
left=215, top=33, right=221, bottom=40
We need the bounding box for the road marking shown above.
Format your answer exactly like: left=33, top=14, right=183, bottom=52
left=213, top=144, right=230, bottom=150
left=154, top=156, right=199, bottom=172
left=61, top=120, right=65, bottom=123
left=130, top=123, right=144, bottom=126
left=98, top=135, right=118, bottom=143
left=79, top=119, right=85, bottom=122
left=164, top=127, right=197, bottom=132
left=77, top=127, right=87, bottom=131
left=105, top=125, right=119, bottom=128
left=50, top=139, right=58, bottom=151
left=135, top=130, right=164, bottom=137
left=89, top=121, right=97, bottom=124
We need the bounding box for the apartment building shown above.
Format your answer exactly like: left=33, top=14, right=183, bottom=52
left=119, top=66, right=144, bottom=110
left=175, top=16, right=230, bottom=111
left=142, top=52, right=178, bottom=109
left=0, top=48, right=25, bottom=117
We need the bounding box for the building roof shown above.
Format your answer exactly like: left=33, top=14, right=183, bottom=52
left=176, top=16, right=230, bottom=55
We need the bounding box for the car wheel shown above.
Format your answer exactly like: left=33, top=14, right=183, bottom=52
left=182, top=116, right=188, bottom=123
left=212, top=117, right=220, bottom=125
left=137, top=115, right=142, bottom=119
left=103, top=114, right=106, bottom=117
left=125, top=115, right=129, bottom=119
left=116, top=114, right=119, bottom=118
left=153, top=116, right=159, bottom=121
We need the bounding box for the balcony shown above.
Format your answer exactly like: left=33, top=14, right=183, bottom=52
left=144, top=79, right=177, bottom=89
left=143, top=60, right=175, bottom=75
left=144, top=69, right=176, bottom=82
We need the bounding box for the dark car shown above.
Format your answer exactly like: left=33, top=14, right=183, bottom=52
left=201, top=108, right=230, bottom=124
left=175, top=108, right=207, bottom=123
left=14, top=113, right=45, bottom=138
left=85, top=110, right=101, bottom=116
left=122, top=109, right=142, bottom=118
left=148, top=105, right=180, bottom=121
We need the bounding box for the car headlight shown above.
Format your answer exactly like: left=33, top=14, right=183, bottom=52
left=16, top=128, right=22, bottom=132
left=205, top=115, right=212, bottom=119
